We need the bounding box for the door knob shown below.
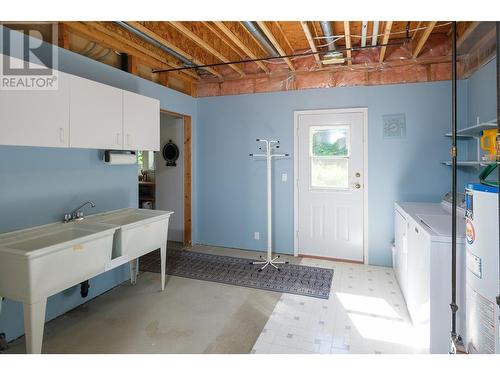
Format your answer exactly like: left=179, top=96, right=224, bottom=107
left=355, top=172, right=361, bottom=177
left=353, top=183, right=361, bottom=189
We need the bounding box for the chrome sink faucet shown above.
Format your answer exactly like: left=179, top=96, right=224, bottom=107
left=64, top=201, right=96, bottom=223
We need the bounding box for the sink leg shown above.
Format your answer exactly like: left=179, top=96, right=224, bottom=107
left=23, top=299, right=47, bottom=354
left=160, top=244, right=167, bottom=291
left=130, top=258, right=139, bottom=285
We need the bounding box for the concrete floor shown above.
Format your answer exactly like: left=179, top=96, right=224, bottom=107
left=5, top=245, right=284, bottom=354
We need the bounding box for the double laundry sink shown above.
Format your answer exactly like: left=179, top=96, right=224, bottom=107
left=0, top=208, right=173, bottom=354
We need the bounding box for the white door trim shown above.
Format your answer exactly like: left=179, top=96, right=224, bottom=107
left=293, top=108, right=369, bottom=264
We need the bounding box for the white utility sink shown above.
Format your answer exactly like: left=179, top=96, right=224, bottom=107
left=0, top=221, right=118, bottom=301
left=0, top=208, right=173, bottom=354
left=0, top=221, right=118, bottom=354
left=86, top=208, right=173, bottom=289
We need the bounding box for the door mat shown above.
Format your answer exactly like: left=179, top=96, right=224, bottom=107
left=140, top=249, right=333, bottom=299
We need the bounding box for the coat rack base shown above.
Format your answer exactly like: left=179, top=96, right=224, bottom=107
left=251, top=254, right=289, bottom=271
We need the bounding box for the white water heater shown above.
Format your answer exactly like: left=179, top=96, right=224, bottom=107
left=465, top=183, right=500, bottom=353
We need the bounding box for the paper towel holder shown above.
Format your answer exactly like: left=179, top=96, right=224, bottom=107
left=104, top=150, right=137, bottom=165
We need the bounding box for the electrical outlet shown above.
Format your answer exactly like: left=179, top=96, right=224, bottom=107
left=254, top=232, right=260, bottom=240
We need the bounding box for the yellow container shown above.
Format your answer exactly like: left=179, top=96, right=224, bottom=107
left=480, top=129, right=497, bottom=160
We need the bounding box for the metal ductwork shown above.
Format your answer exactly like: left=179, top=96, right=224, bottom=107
left=319, top=21, right=343, bottom=59
left=242, top=21, right=279, bottom=57
left=114, top=21, right=194, bottom=67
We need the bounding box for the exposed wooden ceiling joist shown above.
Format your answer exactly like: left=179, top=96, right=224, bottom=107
left=413, top=21, right=437, bottom=58
left=201, top=21, right=246, bottom=59
left=343, top=21, right=352, bottom=66
left=212, top=21, right=269, bottom=73
left=168, top=21, right=245, bottom=77
left=457, top=22, right=480, bottom=49
left=85, top=22, right=203, bottom=81
left=62, top=22, right=199, bottom=83
left=58, top=23, right=69, bottom=49
left=379, top=21, right=393, bottom=63
left=125, top=21, right=222, bottom=78
left=411, top=21, right=423, bottom=42
left=256, top=21, right=295, bottom=71
left=300, top=21, right=321, bottom=64
left=274, top=22, right=294, bottom=54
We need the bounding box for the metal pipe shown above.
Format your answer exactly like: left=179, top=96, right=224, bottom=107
left=319, top=21, right=337, bottom=53
left=372, top=21, right=379, bottom=46
left=241, top=21, right=279, bottom=57
left=450, top=20, right=459, bottom=352
left=152, top=40, right=406, bottom=73
left=361, top=21, right=368, bottom=47
left=496, top=22, right=500, bottom=310
left=114, top=21, right=194, bottom=67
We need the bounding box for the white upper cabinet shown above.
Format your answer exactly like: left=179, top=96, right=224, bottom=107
left=0, top=54, right=160, bottom=151
left=69, top=75, right=123, bottom=150
left=123, top=91, right=160, bottom=151
left=0, top=71, right=71, bottom=148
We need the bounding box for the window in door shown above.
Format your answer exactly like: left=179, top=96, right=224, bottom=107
left=309, top=125, right=350, bottom=189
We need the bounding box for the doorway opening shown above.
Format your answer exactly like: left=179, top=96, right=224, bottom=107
left=137, top=109, right=192, bottom=247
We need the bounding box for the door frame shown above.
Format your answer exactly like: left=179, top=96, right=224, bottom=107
left=160, top=109, right=192, bottom=247
left=293, top=108, right=369, bottom=264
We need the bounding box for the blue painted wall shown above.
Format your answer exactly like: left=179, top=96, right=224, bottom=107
left=196, top=82, right=454, bottom=266
left=0, top=28, right=197, bottom=342
left=456, top=58, right=498, bottom=190
left=467, top=59, right=497, bottom=126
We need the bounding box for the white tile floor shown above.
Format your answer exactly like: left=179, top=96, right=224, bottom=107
left=252, top=257, right=427, bottom=354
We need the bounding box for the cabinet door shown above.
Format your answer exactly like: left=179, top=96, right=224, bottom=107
left=0, top=71, right=70, bottom=148
left=406, top=219, right=431, bottom=327
left=123, top=91, right=160, bottom=151
left=69, top=75, right=123, bottom=150
left=394, top=210, right=408, bottom=298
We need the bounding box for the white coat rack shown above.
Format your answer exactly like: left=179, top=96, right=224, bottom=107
left=249, top=139, right=289, bottom=271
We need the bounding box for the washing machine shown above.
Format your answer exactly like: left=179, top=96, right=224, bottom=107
left=465, top=183, right=500, bottom=354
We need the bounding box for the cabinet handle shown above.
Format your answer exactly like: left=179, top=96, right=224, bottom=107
left=116, top=133, right=121, bottom=145
left=414, top=227, right=419, bottom=233
left=59, top=128, right=65, bottom=142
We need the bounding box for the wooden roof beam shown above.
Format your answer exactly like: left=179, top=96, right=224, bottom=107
left=124, top=21, right=222, bottom=79
left=168, top=21, right=245, bottom=77
left=201, top=21, right=246, bottom=59
left=256, top=21, right=295, bottom=71
left=84, top=22, right=202, bottom=81
left=212, top=21, right=269, bottom=73
left=413, top=21, right=437, bottom=58
left=300, top=21, right=321, bottom=65
left=63, top=22, right=199, bottom=83
left=379, top=21, right=393, bottom=63
left=454, top=21, right=481, bottom=54
left=344, top=21, right=352, bottom=66
left=411, top=21, right=423, bottom=42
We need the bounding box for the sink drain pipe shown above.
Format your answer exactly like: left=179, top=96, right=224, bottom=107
left=80, top=280, right=90, bottom=298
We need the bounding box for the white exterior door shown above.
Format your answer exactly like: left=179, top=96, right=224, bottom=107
left=296, top=109, right=365, bottom=262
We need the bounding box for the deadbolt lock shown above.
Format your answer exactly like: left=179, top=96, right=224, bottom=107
left=355, top=172, right=361, bottom=177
